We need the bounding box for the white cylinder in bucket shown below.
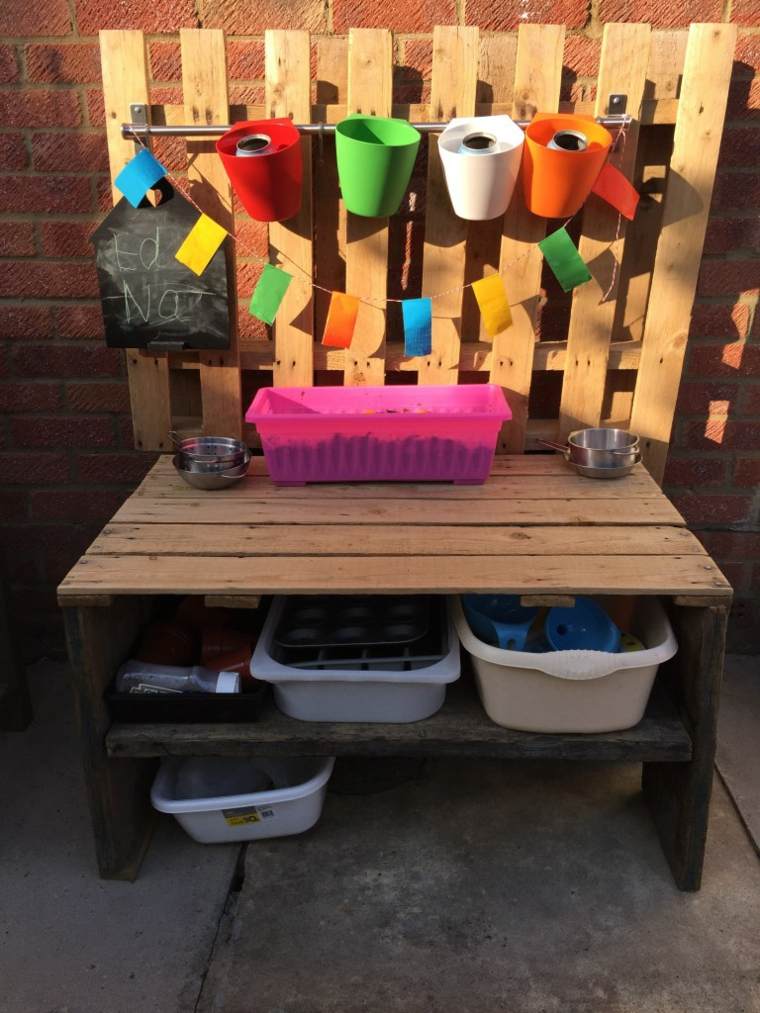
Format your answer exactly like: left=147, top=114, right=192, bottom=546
left=438, top=115, right=525, bottom=221
left=547, top=129, right=588, bottom=152
left=235, top=133, right=273, bottom=157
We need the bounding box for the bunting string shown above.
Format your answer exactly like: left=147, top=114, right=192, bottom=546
left=126, top=121, right=629, bottom=316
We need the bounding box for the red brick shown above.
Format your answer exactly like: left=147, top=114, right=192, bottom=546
left=66, top=381, right=130, bottom=413
left=670, top=493, right=753, bottom=525
left=598, top=0, right=720, bottom=24
left=0, top=90, right=81, bottom=129
left=0, top=452, right=70, bottom=484
left=704, top=217, right=760, bottom=256
left=76, top=451, right=153, bottom=484
left=12, top=344, right=120, bottom=379
left=0, top=526, right=40, bottom=583
left=75, top=0, right=197, bottom=33
left=732, top=0, right=760, bottom=25
left=94, top=174, right=113, bottom=212
left=0, top=133, right=28, bottom=171
left=0, top=305, right=53, bottom=341
left=0, top=0, right=70, bottom=35
left=681, top=418, right=760, bottom=451
left=0, top=382, right=61, bottom=412
left=697, top=530, right=760, bottom=559
left=29, top=488, right=127, bottom=523
left=690, top=303, right=751, bottom=340
left=400, top=39, right=432, bottom=80
left=735, top=34, right=760, bottom=73
left=198, top=0, right=326, bottom=32
left=236, top=219, right=269, bottom=259
left=149, top=85, right=183, bottom=105
left=0, top=44, right=19, bottom=83
left=663, top=456, right=726, bottom=487
left=697, top=259, right=759, bottom=299
left=54, top=304, right=105, bottom=340
left=227, top=40, right=265, bottom=80
left=689, top=341, right=760, bottom=378
left=12, top=415, right=114, bottom=449
left=465, top=0, right=585, bottom=29
left=563, top=35, right=600, bottom=77
left=718, top=561, right=750, bottom=593
left=734, top=457, right=760, bottom=486
left=150, top=135, right=187, bottom=174
left=237, top=310, right=268, bottom=342
left=0, top=176, right=92, bottom=215
left=0, top=262, right=99, bottom=300
left=0, top=490, right=28, bottom=523
left=31, top=131, right=109, bottom=174
left=229, top=84, right=265, bottom=105
left=148, top=40, right=181, bottom=80
left=736, top=384, right=760, bottom=417
left=718, top=128, right=760, bottom=170
left=25, top=43, right=101, bottom=84
left=727, top=77, right=760, bottom=119
left=0, top=223, right=36, bottom=258
left=85, top=88, right=104, bottom=127
left=676, top=380, right=738, bottom=415
left=40, top=222, right=94, bottom=259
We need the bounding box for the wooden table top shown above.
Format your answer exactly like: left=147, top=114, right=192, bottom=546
left=57, top=455, right=732, bottom=602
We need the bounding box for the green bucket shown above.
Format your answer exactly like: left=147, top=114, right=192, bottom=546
left=335, top=114, right=422, bottom=217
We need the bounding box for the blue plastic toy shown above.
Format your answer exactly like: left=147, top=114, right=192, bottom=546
left=545, top=597, right=621, bottom=653
left=462, top=595, right=539, bottom=651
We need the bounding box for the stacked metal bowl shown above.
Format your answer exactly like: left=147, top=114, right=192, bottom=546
left=172, top=436, right=251, bottom=490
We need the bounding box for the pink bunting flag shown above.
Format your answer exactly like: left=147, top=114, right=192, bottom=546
left=591, top=163, right=640, bottom=220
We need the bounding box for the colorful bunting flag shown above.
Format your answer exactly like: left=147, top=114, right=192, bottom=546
left=249, top=264, right=293, bottom=324
left=175, top=213, right=228, bottom=276
left=539, top=227, right=591, bottom=292
left=591, top=163, right=640, bottom=220
left=114, top=149, right=167, bottom=209
left=322, top=292, right=360, bottom=348
left=402, top=298, right=432, bottom=356
left=472, top=274, right=512, bottom=337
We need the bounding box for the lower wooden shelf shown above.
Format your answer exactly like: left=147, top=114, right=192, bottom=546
left=106, top=678, right=692, bottom=762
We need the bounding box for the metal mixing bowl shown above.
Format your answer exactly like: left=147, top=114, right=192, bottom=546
left=174, top=435, right=249, bottom=471
left=567, top=428, right=640, bottom=471
left=173, top=453, right=250, bottom=490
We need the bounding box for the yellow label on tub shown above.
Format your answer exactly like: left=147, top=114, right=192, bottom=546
left=222, top=806, right=261, bottom=827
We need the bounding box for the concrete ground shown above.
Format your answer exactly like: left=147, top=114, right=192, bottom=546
left=0, top=657, right=758, bottom=1013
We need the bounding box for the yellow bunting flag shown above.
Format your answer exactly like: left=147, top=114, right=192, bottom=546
left=175, top=213, right=228, bottom=276
left=472, top=274, right=512, bottom=338
left=322, top=292, right=360, bottom=348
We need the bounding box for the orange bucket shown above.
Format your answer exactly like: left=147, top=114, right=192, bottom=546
left=521, top=114, right=612, bottom=218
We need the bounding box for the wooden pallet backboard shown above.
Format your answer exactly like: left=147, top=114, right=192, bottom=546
left=98, top=22, right=737, bottom=482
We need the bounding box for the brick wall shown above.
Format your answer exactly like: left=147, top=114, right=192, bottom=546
left=0, top=0, right=758, bottom=657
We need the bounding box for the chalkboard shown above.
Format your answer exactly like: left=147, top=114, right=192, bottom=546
left=91, top=184, right=231, bottom=351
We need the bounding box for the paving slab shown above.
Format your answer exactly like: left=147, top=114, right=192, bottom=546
left=198, top=758, right=760, bottom=1013
left=0, top=661, right=239, bottom=1013
left=717, top=654, right=760, bottom=853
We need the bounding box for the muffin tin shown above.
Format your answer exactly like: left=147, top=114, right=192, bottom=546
left=273, top=596, right=430, bottom=651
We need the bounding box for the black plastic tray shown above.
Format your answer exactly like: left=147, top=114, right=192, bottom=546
left=105, top=681, right=269, bottom=724
left=273, top=595, right=431, bottom=650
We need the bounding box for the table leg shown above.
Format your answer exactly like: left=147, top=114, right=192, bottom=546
left=63, top=601, right=157, bottom=880
left=643, top=604, right=729, bottom=891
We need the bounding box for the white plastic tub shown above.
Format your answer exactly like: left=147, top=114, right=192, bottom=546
left=452, top=596, right=678, bottom=733
left=151, top=756, right=335, bottom=843
left=252, top=597, right=461, bottom=722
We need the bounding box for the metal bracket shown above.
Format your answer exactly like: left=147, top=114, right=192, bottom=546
left=608, top=93, right=628, bottom=116
left=128, top=103, right=148, bottom=146
left=146, top=339, right=187, bottom=353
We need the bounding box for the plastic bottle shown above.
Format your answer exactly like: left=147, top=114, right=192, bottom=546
left=116, top=660, right=240, bottom=695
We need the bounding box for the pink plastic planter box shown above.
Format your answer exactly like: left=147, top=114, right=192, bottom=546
left=245, top=384, right=511, bottom=485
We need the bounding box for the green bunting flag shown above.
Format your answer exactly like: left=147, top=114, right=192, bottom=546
left=539, top=227, right=591, bottom=293
left=249, top=264, right=293, bottom=325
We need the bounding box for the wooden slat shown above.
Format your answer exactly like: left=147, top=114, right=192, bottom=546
left=490, top=24, right=565, bottom=452
left=112, top=496, right=684, bottom=527
left=89, top=523, right=703, bottom=557
left=58, top=551, right=731, bottom=599
left=416, top=26, right=479, bottom=385
left=630, top=23, right=737, bottom=483
left=343, top=29, right=393, bottom=386
left=558, top=23, right=651, bottom=441
left=180, top=28, right=242, bottom=439
left=105, top=681, right=693, bottom=761
left=99, top=30, right=172, bottom=452
left=265, top=30, right=314, bottom=386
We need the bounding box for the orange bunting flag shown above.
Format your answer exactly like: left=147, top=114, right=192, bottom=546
left=591, top=163, right=640, bottom=220
left=322, top=292, right=360, bottom=348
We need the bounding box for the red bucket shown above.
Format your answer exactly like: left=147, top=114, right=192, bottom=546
left=216, top=118, right=302, bottom=223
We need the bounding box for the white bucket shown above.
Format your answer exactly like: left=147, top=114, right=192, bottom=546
left=438, top=115, right=525, bottom=221
left=452, top=596, right=678, bottom=733
left=151, top=756, right=335, bottom=843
